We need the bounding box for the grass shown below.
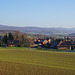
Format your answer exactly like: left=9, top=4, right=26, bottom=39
left=0, top=47, right=75, bottom=75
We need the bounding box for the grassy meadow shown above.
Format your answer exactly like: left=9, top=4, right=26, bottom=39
left=0, top=47, right=75, bottom=75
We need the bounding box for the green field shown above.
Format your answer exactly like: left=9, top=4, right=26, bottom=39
left=0, top=47, right=75, bottom=75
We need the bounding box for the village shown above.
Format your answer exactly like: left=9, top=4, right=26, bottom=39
left=34, top=36, right=75, bottom=50
left=0, top=32, right=75, bottom=50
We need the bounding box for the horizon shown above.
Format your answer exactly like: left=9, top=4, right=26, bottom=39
left=0, top=0, right=75, bottom=28
left=0, top=24, right=75, bottom=29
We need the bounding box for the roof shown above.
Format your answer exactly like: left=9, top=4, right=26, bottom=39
left=57, top=40, right=75, bottom=47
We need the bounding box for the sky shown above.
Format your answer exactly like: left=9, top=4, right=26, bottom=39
left=0, top=0, right=75, bottom=28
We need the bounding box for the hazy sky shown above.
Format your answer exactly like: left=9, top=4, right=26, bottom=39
left=0, top=0, right=75, bottom=28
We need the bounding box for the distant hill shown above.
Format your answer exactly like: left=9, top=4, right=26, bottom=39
left=69, top=33, right=75, bottom=36
left=0, top=25, right=75, bottom=35
left=0, top=30, right=20, bottom=34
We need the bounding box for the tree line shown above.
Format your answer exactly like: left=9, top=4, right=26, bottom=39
left=0, top=31, right=34, bottom=47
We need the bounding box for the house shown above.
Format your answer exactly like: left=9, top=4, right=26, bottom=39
left=34, top=39, right=44, bottom=44
left=34, top=38, right=49, bottom=48
left=37, top=39, right=48, bottom=45
left=57, top=40, right=75, bottom=50
left=46, top=38, right=52, bottom=44
left=64, top=36, right=71, bottom=41
left=42, top=40, right=48, bottom=45
left=34, top=37, right=38, bottom=43
left=71, top=41, right=75, bottom=49
left=51, top=39, right=62, bottom=48
left=8, top=40, right=19, bottom=47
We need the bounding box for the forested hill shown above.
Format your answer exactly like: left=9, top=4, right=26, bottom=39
left=0, top=25, right=75, bottom=34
